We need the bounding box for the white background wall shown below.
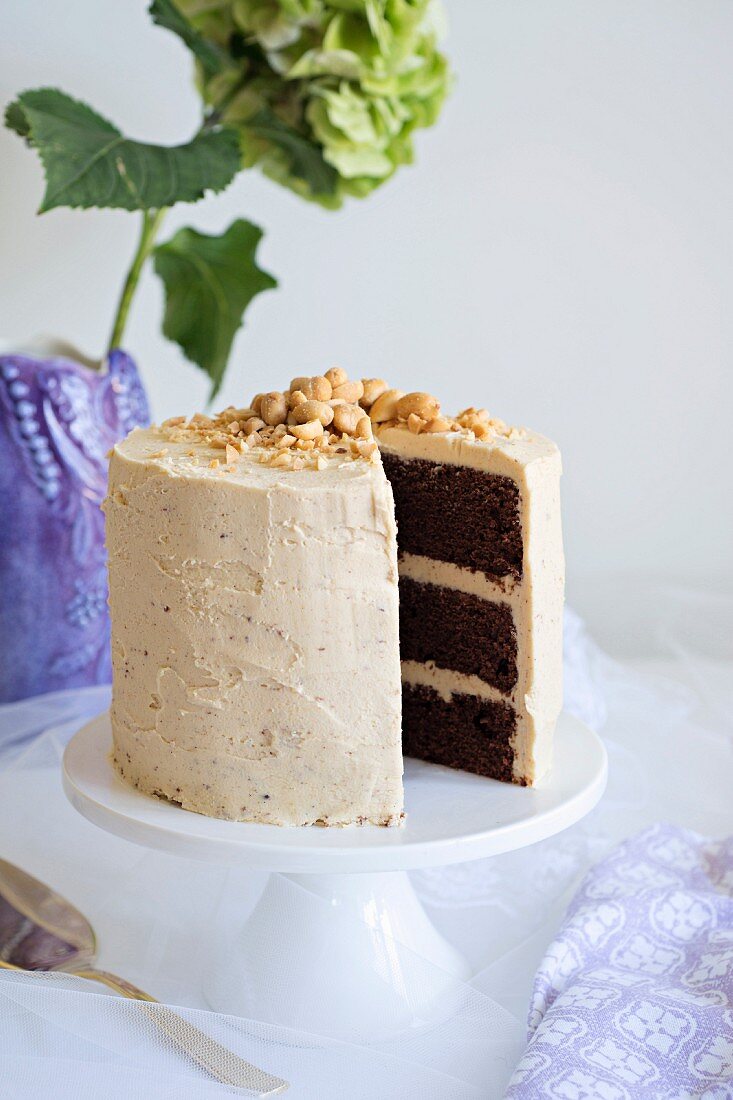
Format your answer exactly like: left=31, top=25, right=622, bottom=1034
left=1, top=1, right=731, bottom=652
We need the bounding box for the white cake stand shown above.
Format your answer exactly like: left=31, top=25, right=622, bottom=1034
left=63, top=712, right=606, bottom=1041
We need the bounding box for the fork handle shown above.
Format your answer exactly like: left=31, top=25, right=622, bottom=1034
left=70, top=965, right=290, bottom=1096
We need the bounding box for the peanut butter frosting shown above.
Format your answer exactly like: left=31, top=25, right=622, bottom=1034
left=376, top=424, right=564, bottom=785
left=104, top=413, right=404, bottom=826
left=105, top=366, right=563, bottom=823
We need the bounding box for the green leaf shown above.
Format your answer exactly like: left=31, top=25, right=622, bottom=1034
left=5, top=88, right=240, bottom=212
left=246, top=108, right=338, bottom=197
left=149, top=0, right=228, bottom=79
left=4, top=99, right=30, bottom=139
left=153, top=220, right=277, bottom=398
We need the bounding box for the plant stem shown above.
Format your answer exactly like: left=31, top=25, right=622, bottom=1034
left=107, top=207, right=166, bottom=354
left=202, top=72, right=249, bottom=132
left=106, top=80, right=245, bottom=360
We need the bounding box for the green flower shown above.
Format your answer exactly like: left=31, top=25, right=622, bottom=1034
left=177, top=0, right=451, bottom=206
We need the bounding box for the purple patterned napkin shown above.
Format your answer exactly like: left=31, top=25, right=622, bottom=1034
left=507, top=824, right=733, bottom=1098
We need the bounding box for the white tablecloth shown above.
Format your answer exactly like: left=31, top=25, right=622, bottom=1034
left=0, top=592, right=731, bottom=1098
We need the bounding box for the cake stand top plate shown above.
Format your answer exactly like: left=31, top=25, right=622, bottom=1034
left=63, top=712, right=607, bottom=874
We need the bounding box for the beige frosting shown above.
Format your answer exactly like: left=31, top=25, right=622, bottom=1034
left=104, top=427, right=404, bottom=826
left=376, top=423, right=564, bottom=785
left=398, top=553, right=519, bottom=603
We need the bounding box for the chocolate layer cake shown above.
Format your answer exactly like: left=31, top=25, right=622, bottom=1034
left=105, top=372, right=563, bottom=829
left=373, top=396, right=564, bottom=786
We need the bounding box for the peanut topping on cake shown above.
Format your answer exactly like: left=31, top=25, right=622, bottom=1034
left=160, top=369, right=378, bottom=472
left=158, top=371, right=526, bottom=473
left=368, top=389, right=527, bottom=442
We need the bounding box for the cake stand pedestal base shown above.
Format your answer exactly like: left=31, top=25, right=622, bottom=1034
left=204, top=869, right=470, bottom=1042
left=63, top=712, right=607, bottom=1043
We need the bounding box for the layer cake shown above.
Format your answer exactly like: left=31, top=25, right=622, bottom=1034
left=104, top=371, right=563, bottom=824
left=375, top=406, right=563, bottom=786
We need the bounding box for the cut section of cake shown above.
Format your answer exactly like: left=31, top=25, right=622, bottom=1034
left=104, top=391, right=404, bottom=826
left=372, top=395, right=564, bottom=786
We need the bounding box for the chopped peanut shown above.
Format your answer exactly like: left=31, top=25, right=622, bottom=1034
left=424, top=416, right=455, bottom=433
left=291, top=419, right=324, bottom=441
left=354, top=416, right=373, bottom=440
left=242, top=417, right=265, bottom=435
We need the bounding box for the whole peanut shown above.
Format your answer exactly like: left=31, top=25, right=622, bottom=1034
left=293, top=400, right=334, bottom=426
left=260, top=392, right=288, bottom=426
left=396, top=392, right=440, bottom=421
left=325, top=367, right=348, bottom=389
left=369, top=389, right=404, bottom=423
left=291, top=375, right=332, bottom=401
left=332, top=403, right=364, bottom=435
left=360, top=378, right=388, bottom=409
left=331, top=380, right=364, bottom=404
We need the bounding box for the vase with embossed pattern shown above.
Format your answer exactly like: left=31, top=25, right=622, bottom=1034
left=0, top=341, right=149, bottom=702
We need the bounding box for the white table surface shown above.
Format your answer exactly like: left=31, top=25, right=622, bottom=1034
left=1, top=602, right=731, bottom=1098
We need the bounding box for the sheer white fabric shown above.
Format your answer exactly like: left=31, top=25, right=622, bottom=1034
left=0, top=591, right=730, bottom=1097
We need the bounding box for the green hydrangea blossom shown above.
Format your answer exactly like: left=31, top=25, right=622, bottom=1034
left=177, top=0, right=451, bottom=207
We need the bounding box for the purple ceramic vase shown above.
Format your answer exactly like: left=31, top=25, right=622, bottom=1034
left=0, top=343, right=150, bottom=702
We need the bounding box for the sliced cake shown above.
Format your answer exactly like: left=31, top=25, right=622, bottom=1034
left=104, top=370, right=563, bottom=827
left=370, top=391, right=564, bottom=786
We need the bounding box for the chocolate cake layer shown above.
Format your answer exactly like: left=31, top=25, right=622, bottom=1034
left=402, top=683, right=520, bottom=783
left=399, top=576, right=518, bottom=694
left=381, top=453, right=523, bottom=582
